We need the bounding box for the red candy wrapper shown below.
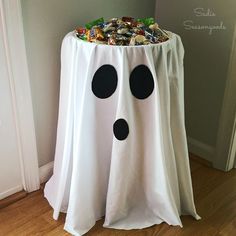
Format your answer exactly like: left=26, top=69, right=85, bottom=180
left=76, top=27, right=87, bottom=35
left=122, top=16, right=134, bottom=24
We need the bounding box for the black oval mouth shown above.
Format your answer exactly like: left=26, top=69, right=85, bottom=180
left=113, top=119, right=129, bottom=141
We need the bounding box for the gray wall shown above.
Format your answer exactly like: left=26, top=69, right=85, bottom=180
left=156, top=0, right=236, bottom=161
left=21, top=0, right=156, bottom=167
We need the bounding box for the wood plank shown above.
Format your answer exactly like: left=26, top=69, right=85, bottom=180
left=189, top=153, right=212, bottom=167
left=0, top=190, right=27, bottom=209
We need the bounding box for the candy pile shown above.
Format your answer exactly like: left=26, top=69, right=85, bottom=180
left=75, top=17, right=169, bottom=46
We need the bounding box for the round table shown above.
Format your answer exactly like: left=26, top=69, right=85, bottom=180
left=44, top=31, right=200, bottom=236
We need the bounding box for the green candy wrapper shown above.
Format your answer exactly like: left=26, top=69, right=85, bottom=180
left=85, top=17, right=104, bottom=29
left=137, top=17, right=155, bottom=26
left=81, top=35, right=87, bottom=41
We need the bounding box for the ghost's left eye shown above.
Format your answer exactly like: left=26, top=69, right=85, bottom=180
left=92, top=64, right=118, bottom=99
left=129, top=65, right=154, bottom=99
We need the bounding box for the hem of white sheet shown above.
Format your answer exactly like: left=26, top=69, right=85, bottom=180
left=45, top=189, right=201, bottom=234
left=48, top=199, right=201, bottom=235
left=64, top=225, right=85, bottom=236
left=43, top=188, right=67, bottom=220
left=103, top=221, right=181, bottom=230
left=64, top=220, right=98, bottom=236
left=64, top=225, right=82, bottom=236
left=63, top=213, right=201, bottom=236
left=187, top=213, right=201, bottom=220
left=64, top=221, right=181, bottom=236
left=181, top=211, right=201, bottom=221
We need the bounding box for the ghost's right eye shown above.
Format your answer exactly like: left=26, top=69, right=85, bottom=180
left=129, top=65, right=154, bottom=99
left=92, top=64, right=118, bottom=99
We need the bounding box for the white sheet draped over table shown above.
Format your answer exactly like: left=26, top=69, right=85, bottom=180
left=44, top=31, right=200, bottom=236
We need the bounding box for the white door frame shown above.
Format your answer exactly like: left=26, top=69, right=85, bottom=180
left=0, top=0, right=40, bottom=192
left=214, top=22, right=236, bottom=171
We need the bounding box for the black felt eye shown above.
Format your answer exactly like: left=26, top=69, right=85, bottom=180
left=92, top=64, right=118, bottom=99
left=129, top=65, right=154, bottom=99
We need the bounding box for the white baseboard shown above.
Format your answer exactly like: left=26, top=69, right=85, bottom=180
left=0, top=185, right=23, bottom=200
left=187, top=137, right=215, bottom=163
left=39, top=161, right=54, bottom=184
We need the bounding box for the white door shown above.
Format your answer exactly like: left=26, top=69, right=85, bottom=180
left=0, top=17, right=23, bottom=200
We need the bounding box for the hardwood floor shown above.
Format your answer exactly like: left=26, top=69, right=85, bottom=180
left=0, top=191, right=27, bottom=209
left=0, top=158, right=236, bottom=236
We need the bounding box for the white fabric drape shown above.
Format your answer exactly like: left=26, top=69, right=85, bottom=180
left=44, top=31, right=200, bottom=236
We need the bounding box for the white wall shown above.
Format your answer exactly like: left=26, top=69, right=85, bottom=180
left=21, top=0, right=156, bottom=167
left=0, top=20, right=23, bottom=199
left=156, top=0, right=236, bottom=162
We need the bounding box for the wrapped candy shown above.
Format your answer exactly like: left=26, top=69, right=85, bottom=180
left=149, top=23, right=159, bottom=31
left=108, top=34, right=117, bottom=45
left=86, top=27, right=105, bottom=42
left=134, top=35, right=146, bottom=45
left=117, top=27, right=129, bottom=35
left=85, top=17, right=104, bottom=29
left=103, top=23, right=116, bottom=33
left=132, top=27, right=145, bottom=35
left=122, top=16, right=134, bottom=24
left=129, top=36, right=136, bottom=46
left=149, top=22, right=169, bottom=39
left=75, top=27, right=87, bottom=41
left=137, top=17, right=155, bottom=26
left=76, top=16, right=169, bottom=46
left=76, top=27, right=86, bottom=35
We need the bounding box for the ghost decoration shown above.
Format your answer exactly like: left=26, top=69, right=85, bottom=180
left=91, top=63, right=154, bottom=141
left=44, top=31, right=200, bottom=236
